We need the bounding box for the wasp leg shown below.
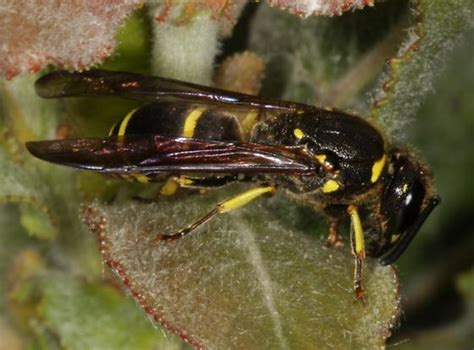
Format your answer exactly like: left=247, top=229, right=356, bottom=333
left=160, top=177, right=181, bottom=196
left=323, top=205, right=345, bottom=248
left=159, top=175, right=201, bottom=196
left=160, top=174, right=247, bottom=196
left=177, top=175, right=250, bottom=189
left=347, top=205, right=366, bottom=302
left=157, top=185, right=276, bottom=241
left=326, top=218, right=343, bottom=248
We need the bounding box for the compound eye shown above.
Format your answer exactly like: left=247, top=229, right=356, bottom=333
left=382, top=158, right=426, bottom=235
left=376, top=152, right=439, bottom=264
left=398, top=179, right=425, bottom=232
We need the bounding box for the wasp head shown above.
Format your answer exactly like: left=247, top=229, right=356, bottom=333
left=373, top=149, right=440, bottom=265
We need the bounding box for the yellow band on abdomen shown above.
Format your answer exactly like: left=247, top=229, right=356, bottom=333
left=183, top=107, right=207, bottom=137
left=117, top=108, right=138, bottom=136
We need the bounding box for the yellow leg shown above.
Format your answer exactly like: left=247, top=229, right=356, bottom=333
left=160, top=176, right=199, bottom=196
left=217, top=186, right=276, bottom=212
left=160, top=177, right=180, bottom=196
left=347, top=205, right=366, bottom=301
left=157, top=186, right=276, bottom=241
left=160, top=174, right=243, bottom=196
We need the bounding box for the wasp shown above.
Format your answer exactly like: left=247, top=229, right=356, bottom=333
left=26, top=70, right=440, bottom=301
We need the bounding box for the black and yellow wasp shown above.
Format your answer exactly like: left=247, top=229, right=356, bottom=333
left=26, top=70, right=440, bottom=300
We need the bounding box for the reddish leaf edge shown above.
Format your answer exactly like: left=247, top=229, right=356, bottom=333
left=371, top=0, right=423, bottom=115
left=81, top=204, right=206, bottom=350
left=267, top=0, right=376, bottom=18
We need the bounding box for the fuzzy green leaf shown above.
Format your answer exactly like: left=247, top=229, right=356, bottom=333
left=249, top=1, right=410, bottom=109
left=148, top=4, right=219, bottom=84
left=0, top=75, right=101, bottom=274
left=372, top=0, right=474, bottom=137
left=0, top=205, right=33, bottom=313
left=0, top=148, right=57, bottom=239
left=38, top=273, right=180, bottom=350
left=84, top=186, right=400, bottom=349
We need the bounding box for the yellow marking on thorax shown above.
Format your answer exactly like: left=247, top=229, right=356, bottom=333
left=370, top=154, right=387, bottom=183
left=241, top=110, right=259, bottom=135
left=322, top=179, right=340, bottom=193
left=315, top=154, right=326, bottom=163
left=183, top=107, right=207, bottom=137
left=293, top=128, right=304, bottom=139
left=402, top=183, right=409, bottom=193
left=118, top=108, right=138, bottom=136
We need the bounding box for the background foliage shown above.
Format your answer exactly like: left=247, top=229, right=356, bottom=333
left=0, top=1, right=472, bottom=349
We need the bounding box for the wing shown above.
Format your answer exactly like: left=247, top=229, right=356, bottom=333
left=35, top=70, right=311, bottom=112
left=25, top=135, right=317, bottom=175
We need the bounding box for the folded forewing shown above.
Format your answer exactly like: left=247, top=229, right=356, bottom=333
left=35, top=70, right=311, bottom=112
left=26, top=135, right=316, bottom=175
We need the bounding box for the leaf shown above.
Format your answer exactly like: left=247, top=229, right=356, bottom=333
left=249, top=1, right=410, bottom=109
left=101, top=7, right=153, bottom=75
left=388, top=26, right=474, bottom=275
left=267, top=0, right=376, bottom=17
left=37, top=273, right=180, bottom=350
left=0, top=205, right=34, bottom=313
left=84, top=186, right=400, bottom=349
left=371, top=0, right=474, bottom=137
left=147, top=1, right=247, bottom=84
left=0, top=75, right=102, bottom=275
left=0, top=75, right=76, bottom=240
left=0, top=148, right=57, bottom=240
left=148, top=3, right=220, bottom=84
left=0, top=1, right=142, bottom=79
left=374, top=17, right=474, bottom=350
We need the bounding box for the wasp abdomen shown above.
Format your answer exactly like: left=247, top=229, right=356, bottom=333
left=110, top=102, right=243, bottom=142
